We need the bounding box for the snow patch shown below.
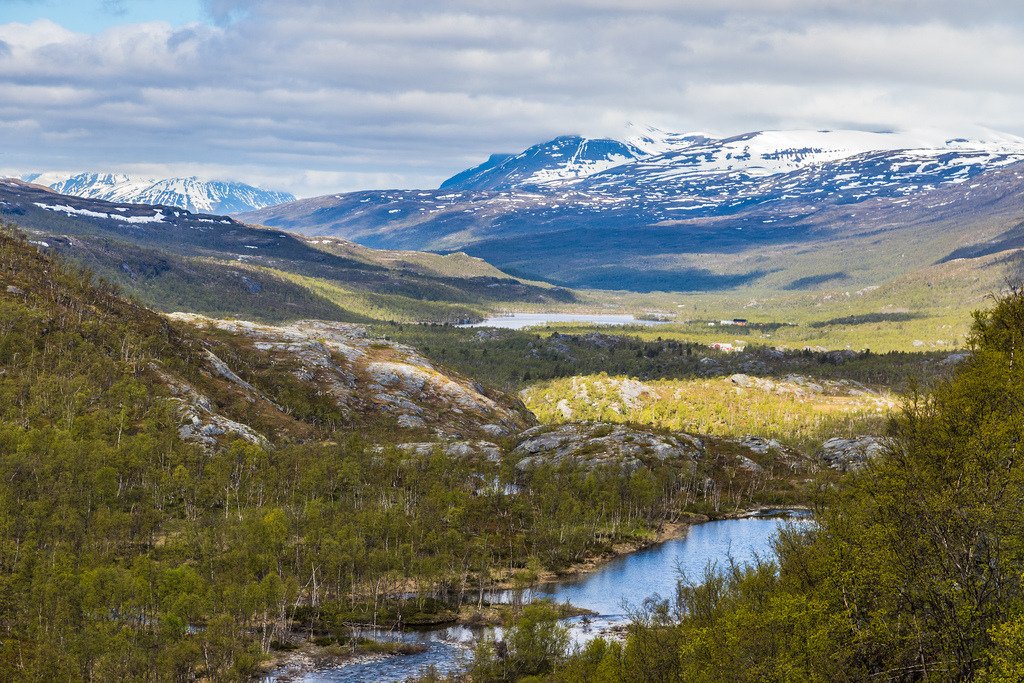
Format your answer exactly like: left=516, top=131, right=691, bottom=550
left=34, top=203, right=166, bottom=224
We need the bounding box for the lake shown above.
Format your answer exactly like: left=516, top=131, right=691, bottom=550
left=460, top=313, right=670, bottom=329
left=277, top=512, right=807, bottom=682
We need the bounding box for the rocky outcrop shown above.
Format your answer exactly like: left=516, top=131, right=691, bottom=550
left=819, top=436, right=889, bottom=472
left=169, top=314, right=532, bottom=439
left=511, top=423, right=704, bottom=471
left=737, top=435, right=787, bottom=455
left=385, top=440, right=503, bottom=462
left=151, top=364, right=270, bottom=449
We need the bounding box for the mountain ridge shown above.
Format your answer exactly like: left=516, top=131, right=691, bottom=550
left=0, top=178, right=576, bottom=322
left=240, top=126, right=1024, bottom=292
left=23, top=171, right=295, bottom=214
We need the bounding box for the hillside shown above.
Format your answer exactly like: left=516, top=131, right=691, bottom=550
left=0, top=225, right=846, bottom=680
left=0, top=178, right=575, bottom=323
left=240, top=127, right=1024, bottom=293
left=551, top=287, right=1024, bottom=682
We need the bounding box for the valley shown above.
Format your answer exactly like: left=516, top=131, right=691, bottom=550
left=3, top=127, right=1017, bottom=679
left=0, top=215, right=928, bottom=680
left=8, top=2, right=1024, bottom=680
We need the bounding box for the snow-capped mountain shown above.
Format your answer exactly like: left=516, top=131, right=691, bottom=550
left=569, top=128, right=1024, bottom=218
left=441, top=126, right=1024, bottom=202
left=23, top=172, right=295, bottom=214
left=241, top=126, right=1024, bottom=291
left=440, top=135, right=641, bottom=191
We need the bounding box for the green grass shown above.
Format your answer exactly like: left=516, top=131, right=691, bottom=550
left=521, top=373, right=895, bottom=449
left=563, top=250, right=1016, bottom=352
left=269, top=268, right=488, bottom=323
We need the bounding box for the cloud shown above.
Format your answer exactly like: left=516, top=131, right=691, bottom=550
left=1, top=1, right=1024, bottom=197
left=100, top=0, right=129, bottom=16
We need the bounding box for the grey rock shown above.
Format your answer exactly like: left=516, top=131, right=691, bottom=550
left=579, top=332, right=623, bottom=350
left=512, top=422, right=703, bottom=472
left=730, top=374, right=777, bottom=392
left=204, top=348, right=258, bottom=395
left=167, top=313, right=531, bottom=440
left=820, top=436, right=889, bottom=472
left=480, top=423, right=510, bottom=437
left=397, top=414, right=426, bottom=429
left=739, top=435, right=785, bottom=455
left=735, top=454, right=763, bottom=472
left=389, top=440, right=503, bottom=463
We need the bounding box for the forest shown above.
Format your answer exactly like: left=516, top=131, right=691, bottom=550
left=440, top=287, right=1024, bottom=682
left=3, top=219, right=1017, bottom=682
left=0, top=227, right=795, bottom=680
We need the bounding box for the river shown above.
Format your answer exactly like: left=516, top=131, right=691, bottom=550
left=459, top=313, right=670, bottom=329
left=274, top=512, right=807, bottom=682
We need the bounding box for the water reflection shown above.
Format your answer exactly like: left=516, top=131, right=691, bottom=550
left=272, top=512, right=808, bottom=682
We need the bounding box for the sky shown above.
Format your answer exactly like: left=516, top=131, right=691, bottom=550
left=2, top=0, right=1024, bottom=197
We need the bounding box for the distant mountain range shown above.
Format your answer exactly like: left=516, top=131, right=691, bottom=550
left=22, top=172, right=295, bottom=214
left=241, top=125, right=1024, bottom=292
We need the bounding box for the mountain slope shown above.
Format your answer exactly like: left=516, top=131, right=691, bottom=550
left=0, top=178, right=576, bottom=322
left=0, top=224, right=536, bottom=677
left=241, top=127, right=1024, bottom=292
left=25, top=172, right=295, bottom=213
left=0, top=221, right=828, bottom=681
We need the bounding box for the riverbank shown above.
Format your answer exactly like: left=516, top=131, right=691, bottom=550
left=265, top=638, right=430, bottom=682
left=260, top=507, right=809, bottom=680
left=492, top=504, right=808, bottom=589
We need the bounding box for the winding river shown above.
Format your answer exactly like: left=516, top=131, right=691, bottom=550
left=276, top=512, right=807, bottom=682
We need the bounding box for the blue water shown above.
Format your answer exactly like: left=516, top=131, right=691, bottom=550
left=272, top=513, right=805, bottom=682
left=286, top=628, right=473, bottom=682
left=533, top=514, right=804, bottom=616
left=460, top=313, right=670, bottom=329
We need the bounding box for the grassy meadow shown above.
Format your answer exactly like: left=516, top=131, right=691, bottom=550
left=521, top=373, right=895, bottom=449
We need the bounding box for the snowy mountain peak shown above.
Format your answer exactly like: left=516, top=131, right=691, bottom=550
left=442, top=126, right=1024, bottom=193
left=24, top=172, right=295, bottom=214
left=623, top=122, right=713, bottom=156
left=440, top=134, right=640, bottom=191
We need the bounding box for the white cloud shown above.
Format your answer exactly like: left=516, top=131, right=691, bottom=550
left=1, top=1, right=1023, bottom=197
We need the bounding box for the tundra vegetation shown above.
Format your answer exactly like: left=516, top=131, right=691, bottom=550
left=435, top=286, right=1024, bottom=682
left=521, top=373, right=894, bottom=450
left=0, top=228, right=806, bottom=680
left=0, top=220, right=1011, bottom=682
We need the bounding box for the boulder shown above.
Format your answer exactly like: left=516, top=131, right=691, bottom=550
left=738, top=435, right=786, bottom=455
left=820, top=436, right=889, bottom=472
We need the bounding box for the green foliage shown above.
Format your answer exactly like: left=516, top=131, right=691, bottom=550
left=554, top=286, right=1024, bottom=682
left=522, top=373, right=892, bottom=449
left=383, top=325, right=949, bottom=393
left=470, top=602, right=569, bottom=682
left=0, top=228, right=722, bottom=680
left=4, top=219, right=995, bottom=682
